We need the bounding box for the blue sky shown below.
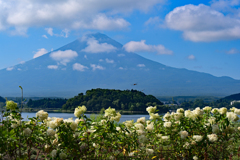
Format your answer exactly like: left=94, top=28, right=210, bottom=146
left=0, top=0, right=240, bottom=79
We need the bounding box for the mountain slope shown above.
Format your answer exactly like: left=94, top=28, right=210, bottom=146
left=222, top=93, right=240, bottom=101
left=0, top=33, right=239, bottom=97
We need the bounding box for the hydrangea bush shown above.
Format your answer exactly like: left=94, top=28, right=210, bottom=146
left=1, top=101, right=240, bottom=159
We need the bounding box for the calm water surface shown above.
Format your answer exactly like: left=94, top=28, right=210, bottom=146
left=20, top=112, right=150, bottom=123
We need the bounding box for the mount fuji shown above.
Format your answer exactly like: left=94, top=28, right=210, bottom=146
left=0, top=33, right=239, bottom=97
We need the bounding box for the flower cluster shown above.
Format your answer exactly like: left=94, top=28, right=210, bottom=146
left=74, top=105, right=87, bottom=117
left=36, top=110, right=48, bottom=121
left=6, top=100, right=18, bottom=110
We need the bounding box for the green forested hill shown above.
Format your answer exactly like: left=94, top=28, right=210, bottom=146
left=0, top=96, right=6, bottom=103
left=27, top=98, right=67, bottom=109
left=222, top=93, right=240, bottom=101
left=62, top=88, right=167, bottom=113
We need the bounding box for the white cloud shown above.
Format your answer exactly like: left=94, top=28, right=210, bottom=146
left=188, top=54, right=195, bottom=60
left=90, top=64, right=105, bottom=71
left=82, top=38, right=117, bottom=53
left=118, top=54, right=125, bottom=57
left=145, top=16, right=160, bottom=25
left=50, top=50, right=78, bottom=65
left=105, top=58, right=114, bottom=63
left=210, top=0, right=240, bottom=11
left=45, top=28, right=69, bottom=38
left=0, top=0, right=164, bottom=34
left=226, top=48, right=240, bottom=54
left=137, top=64, right=145, bottom=67
left=47, top=65, right=58, bottom=69
left=119, top=67, right=124, bottom=69
left=165, top=4, right=240, bottom=41
left=84, top=55, right=88, bottom=59
left=123, top=40, right=173, bottom=55
left=19, top=61, right=25, bottom=64
left=6, top=67, right=14, bottom=71
left=45, top=28, right=54, bottom=36
left=99, top=59, right=103, bottom=62
left=42, top=35, right=48, bottom=39
left=62, top=29, right=69, bottom=38
left=17, top=68, right=21, bottom=71
left=33, top=48, right=48, bottom=58
left=73, top=63, right=88, bottom=71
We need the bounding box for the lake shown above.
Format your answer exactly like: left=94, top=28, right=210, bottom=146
left=20, top=112, right=150, bottom=123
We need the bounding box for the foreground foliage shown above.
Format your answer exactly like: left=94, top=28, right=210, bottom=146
left=1, top=100, right=240, bottom=159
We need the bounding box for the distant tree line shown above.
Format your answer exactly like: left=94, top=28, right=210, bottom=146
left=62, top=88, right=168, bottom=113
left=27, top=98, right=67, bottom=109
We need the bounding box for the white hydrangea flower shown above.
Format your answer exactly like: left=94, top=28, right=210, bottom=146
left=110, top=112, right=121, bottom=122
left=105, top=107, right=116, bottom=117
left=146, top=148, right=154, bottom=155
left=184, top=110, right=192, bottom=118
left=156, top=134, right=162, bottom=138
left=125, top=131, right=132, bottom=136
left=164, top=122, right=172, bottom=128
left=193, top=107, right=204, bottom=116
left=135, top=123, right=144, bottom=130
left=177, top=108, right=184, bottom=113
left=238, top=127, right=240, bottom=131
left=230, top=107, right=236, bottom=112
left=184, top=110, right=197, bottom=120
left=136, top=130, right=146, bottom=135
left=146, top=120, right=151, bottom=125
left=138, top=135, right=148, bottom=143
left=174, top=113, right=183, bottom=120
left=36, top=110, right=48, bottom=121
left=183, top=142, right=190, bottom=149
left=179, top=131, right=188, bottom=139
left=226, top=112, right=239, bottom=122
left=193, top=156, right=198, bottom=160
left=6, top=100, right=18, bottom=110
left=234, top=109, right=240, bottom=115
left=116, top=127, right=121, bottom=131
left=47, top=129, right=56, bottom=136
left=161, top=136, right=170, bottom=142
left=149, top=113, right=160, bottom=120
left=212, top=124, right=219, bottom=133
left=52, top=139, right=58, bottom=145
left=203, top=106, right=212, bottom=112
left=59, top=152, right=67, bottom=159
left=70, top=122, right=78, bottom=130
left=137, top=117, right=146, bottom=124
left=49, top=118, right=63, bottom=129
left=211, top=108, right=219, bottom=114
left=163, top=112, right=171, bottom=121
left=207, top=134, right=218, bottom=142
left=193, top=135, right=203, bottom=142
left=208, top=117, right=216, bottom=124
left=11, top=119, right=21, bottom=128
left=146, top=122, right=154, bottom=132
left=219, top=107, right=227, bottom=114
left=146, top=106, right=156, bottom=114
left=23, top=128, right=32, bottom=136
left=123, top=120, right=134, bottom=129
left=128, top=152, right=135, bottom=156
left=51, top=150, right=57, bottom=158
left=74, top=105, right=87, bottom=117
